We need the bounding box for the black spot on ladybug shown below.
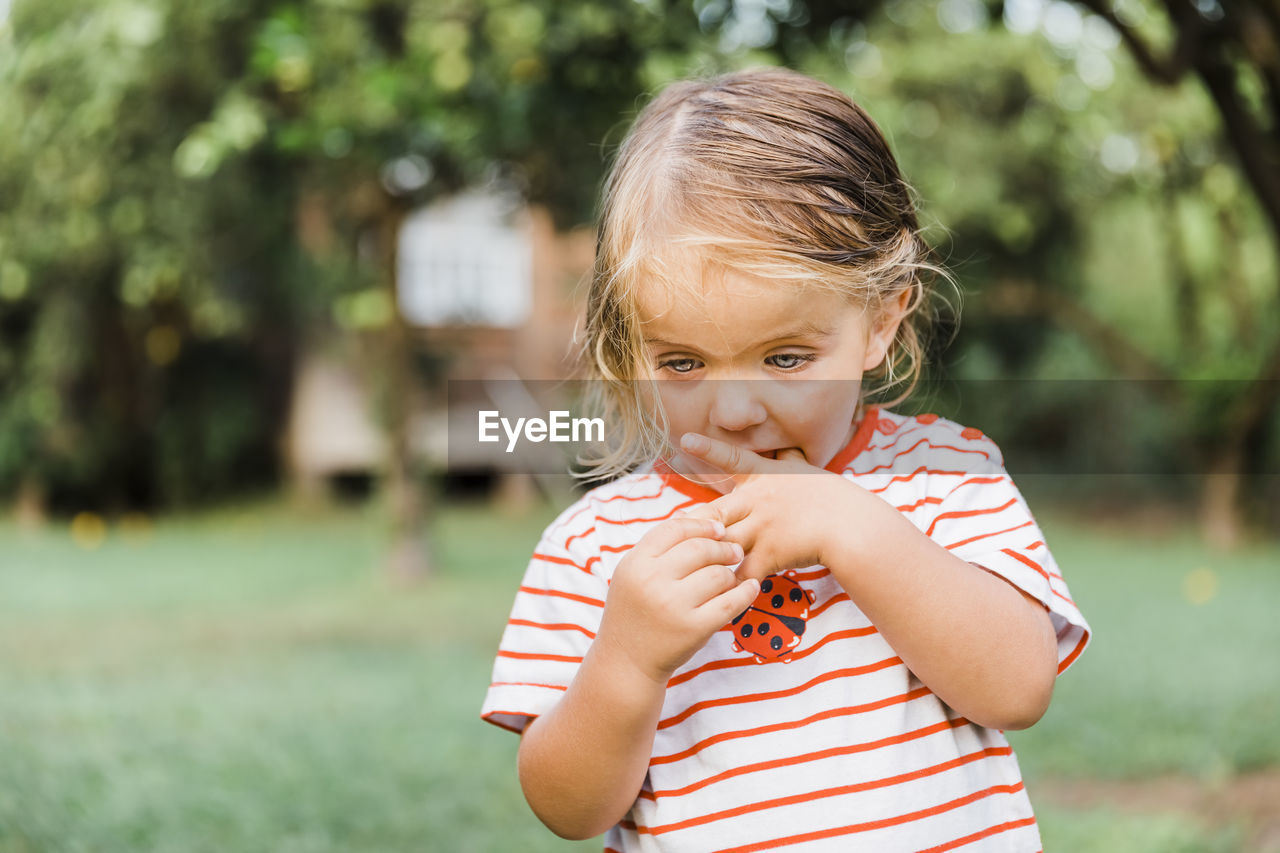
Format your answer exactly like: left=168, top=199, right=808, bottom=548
left=729, top=574, right=813, bottom=664
left=731, top=611, right=745, bottom=625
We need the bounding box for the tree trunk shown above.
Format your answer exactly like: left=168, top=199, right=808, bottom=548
left=381, top=200, right=432, bottom=581
left=1200, top=445, right=1244, bottom=550
left=14, top=473, right=47, bottom=530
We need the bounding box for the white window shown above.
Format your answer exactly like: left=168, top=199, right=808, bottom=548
left=397, top=190, right=533, bottom=328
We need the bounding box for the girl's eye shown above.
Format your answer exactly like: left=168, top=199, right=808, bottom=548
left=767, top=353, right=815, bottom=370
left=658, top=357, right=700, bottom=374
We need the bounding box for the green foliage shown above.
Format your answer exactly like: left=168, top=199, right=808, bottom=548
left=1, top=0, right=1275, bottom=513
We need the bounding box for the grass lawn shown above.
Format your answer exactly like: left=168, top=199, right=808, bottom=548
left=0, top=497, right=1276, bottom=852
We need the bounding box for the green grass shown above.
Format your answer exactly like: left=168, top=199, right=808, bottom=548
left=0, top=501, right=590, bottom=853
left=1, top=498, right=1276, bottom=852
left=1009, top=512, right=1280, bottom=782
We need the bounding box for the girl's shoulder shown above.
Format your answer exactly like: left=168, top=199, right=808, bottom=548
left=539, top=466, right=681, bottom=548
left=846, top=408, right=1006, bottom=477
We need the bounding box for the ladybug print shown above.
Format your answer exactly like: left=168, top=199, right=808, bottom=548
left=730, top=571, right=816, bottom=664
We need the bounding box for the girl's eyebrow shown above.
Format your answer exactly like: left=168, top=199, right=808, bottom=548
left=644, top=323, right=835, bottom=349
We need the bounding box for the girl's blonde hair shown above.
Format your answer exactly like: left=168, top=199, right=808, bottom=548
left=578, top=67, right=948, bottom=481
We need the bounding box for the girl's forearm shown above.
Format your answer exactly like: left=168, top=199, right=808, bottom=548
left=828, top=495, right=1059, bottom=731
left=517, top=634, right=668, bottom=840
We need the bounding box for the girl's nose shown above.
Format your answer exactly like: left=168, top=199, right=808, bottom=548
left=707, top=380, right=769, bottom=432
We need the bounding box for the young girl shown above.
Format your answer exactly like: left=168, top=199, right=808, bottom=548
left=481, top=68, right=1090, bottom=852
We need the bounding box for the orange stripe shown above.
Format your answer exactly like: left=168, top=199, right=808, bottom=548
left=943, top=519, right=1034, bottom=551
left=596, top=497, right=698, bottom=526
left=925, top=497, right=1018, bottom=536
left=1058, top=631, right=1089, bottom=673
left=823, top=406, right=882, bottom=472
left=518, top=585, right=605, bottom=608
left=666, top=624, right=879, bottom=688
left=488, top=680, right=568, bottom=692
left=645, top=748, right=1015, bottom=838
left=866, top=466, right=968, bottom=492
left=531, top=551, right=593, bottom=574
left=658, top=656, right=902, bottom=730
left=641, top=717, right=968, bottom=801
left=896, top=495, right=944, bottom=512
left=1001, top=548, right=1050, bottom=581
left=496, top=650, right=583, bottom=664
left=552, top=478, right=665, bottom=530
left=810, top=591, right=853, bottom=618
left=951, top=475, right=1009, bottom=489
left=711, top=778, right=1024, bottom=852
left=891, top=475, right=1008, bottom=511
left=479, top=712, right=527, bottom=734
left=870, top=419, right=934, bottom=445
left=879, top=417, right=984, bottom=448
left=562, top=525, right=594, bottom=549
left=1053, top=587, right=1078, bottom=607
left=917, top=815, right=1038, bottom=852
left=507, top=618, right=596, bottom=638
left=860, top=437, right=994, bottom=477
left=650, top=686, right=931, bottom=766
left=600, top=542, right=635, bottom=554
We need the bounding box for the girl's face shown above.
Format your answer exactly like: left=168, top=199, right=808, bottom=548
left=638, top=269, right=906, bottom=493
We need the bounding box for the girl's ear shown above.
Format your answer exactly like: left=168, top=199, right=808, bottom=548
left=861, top=287, right=913, bottom=371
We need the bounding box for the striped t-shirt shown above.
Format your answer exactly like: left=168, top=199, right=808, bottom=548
left=482, top=408, right=1091, bottom=852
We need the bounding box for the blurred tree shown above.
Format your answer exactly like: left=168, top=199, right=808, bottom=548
left=785, top=0, right=1278, bottom=544
left=0, top=1, right=300, bottom=519
left=1, top=0, right=1274, bottom=549
left=1066, top=0, right=1280, bottom=542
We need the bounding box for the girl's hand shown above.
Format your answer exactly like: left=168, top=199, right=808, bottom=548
left=598, top=516, right=760, bottom=684
left=677, top=432, right=876, bottom=582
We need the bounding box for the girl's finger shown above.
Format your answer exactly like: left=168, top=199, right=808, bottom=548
left=734, top=550, right=774, bottom=583
left=679, top=433, right=762, bottom=480
left=679, top=563, right=742, bottom=606
left=722, top=516, right=758, bottom=557
left=707, top=492, right=751, bottom=528
left=637, top=516, right=725, bottom=558
left=680, top=492, right=750, bottom=529
left=696, top=576, right=762, bottom=627
left=662, top=537, right=743, bottom=578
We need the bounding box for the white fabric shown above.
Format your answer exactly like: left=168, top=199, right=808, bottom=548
left=482, top=409, right=1090, bottom=852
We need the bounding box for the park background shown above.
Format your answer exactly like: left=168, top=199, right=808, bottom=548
left=2, top=0, right=1279, bottom=850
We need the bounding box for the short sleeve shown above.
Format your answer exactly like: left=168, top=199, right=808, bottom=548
left=480, top=512, right=609, bottom=734
left=921, top=439, right=1091, bottom=675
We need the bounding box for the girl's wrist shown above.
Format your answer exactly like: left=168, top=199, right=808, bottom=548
left=593, top=620, right=676, bottom=692
left=818, top=477, right=907, bottom=576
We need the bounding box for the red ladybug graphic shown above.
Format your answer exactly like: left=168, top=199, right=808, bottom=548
left=730, top=571, right=815, bottom=664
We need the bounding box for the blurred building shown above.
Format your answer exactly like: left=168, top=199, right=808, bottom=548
left=284, top=188, right=592, bottom=498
